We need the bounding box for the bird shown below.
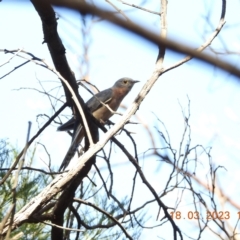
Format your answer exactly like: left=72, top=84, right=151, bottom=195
left=58, top=77, right=139, bottom=171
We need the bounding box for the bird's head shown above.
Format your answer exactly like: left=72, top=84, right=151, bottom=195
left=113, top=77, right=139, bottom=92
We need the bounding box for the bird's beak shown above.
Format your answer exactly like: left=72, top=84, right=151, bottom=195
left=133, top=80, right=140, bottom=84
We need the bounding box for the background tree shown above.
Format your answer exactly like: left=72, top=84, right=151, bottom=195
left=1, top=0, right=240, bottom=239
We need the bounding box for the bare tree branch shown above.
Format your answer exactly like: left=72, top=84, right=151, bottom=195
left=50, top=0, right=238, bottom=81
left=118, top=0, right=161, bottom=16
left=74, top=198, right=133, bottom=240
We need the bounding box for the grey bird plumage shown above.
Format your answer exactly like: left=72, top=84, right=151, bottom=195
left=58, top=77, right=139, bottom=171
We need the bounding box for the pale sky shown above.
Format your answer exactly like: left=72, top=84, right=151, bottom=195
left=1, top=0, right=240, bottom=239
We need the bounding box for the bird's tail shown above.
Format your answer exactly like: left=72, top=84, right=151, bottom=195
left=59, top=125, right=84, bottom=171
left=57, top=117, right=75, bottom=131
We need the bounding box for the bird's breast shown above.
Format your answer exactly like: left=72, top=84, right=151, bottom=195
left=92, top=97, right=121, bottom=122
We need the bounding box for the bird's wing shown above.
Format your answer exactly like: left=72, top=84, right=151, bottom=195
left=58, top=88, right=112, bottom=131
left=86, top=88, right=113, bottom=113
left=58, top=88, right=113, bottom=171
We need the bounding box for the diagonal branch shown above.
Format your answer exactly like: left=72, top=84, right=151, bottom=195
left=1, top=1, right=227, bottom=240
left=30, top=0, right=96, bottom=147
left=163, top=0, right=226, bottom=73
left=0, top=103, right=67, bottom=186
left=50, top=0, right=239, bottom=81
left=74, top=198, right=133, bottom=240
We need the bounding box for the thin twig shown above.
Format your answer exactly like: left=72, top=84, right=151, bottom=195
left=74, top=198, right=133, bottom=240
left=106, top=0, right=130, bottom=21
left=42, top=220, right=84, bottom=232
left=163, top=3, right=226, bottom=73
left=118, top=0, right=161, bottom=16
left=0, top=48, right=23, bottom=67
left=0, top=103, right=67, bottom=186
left=50, top=1, right=238, bottom=80
left=41, top=59, right=94, bottom=147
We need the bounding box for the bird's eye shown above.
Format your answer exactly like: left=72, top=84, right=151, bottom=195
left=123, top=80, right=128, bottom=84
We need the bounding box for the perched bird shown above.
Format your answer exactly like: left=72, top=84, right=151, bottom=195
left=58, top=77, right=139, bottom=171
